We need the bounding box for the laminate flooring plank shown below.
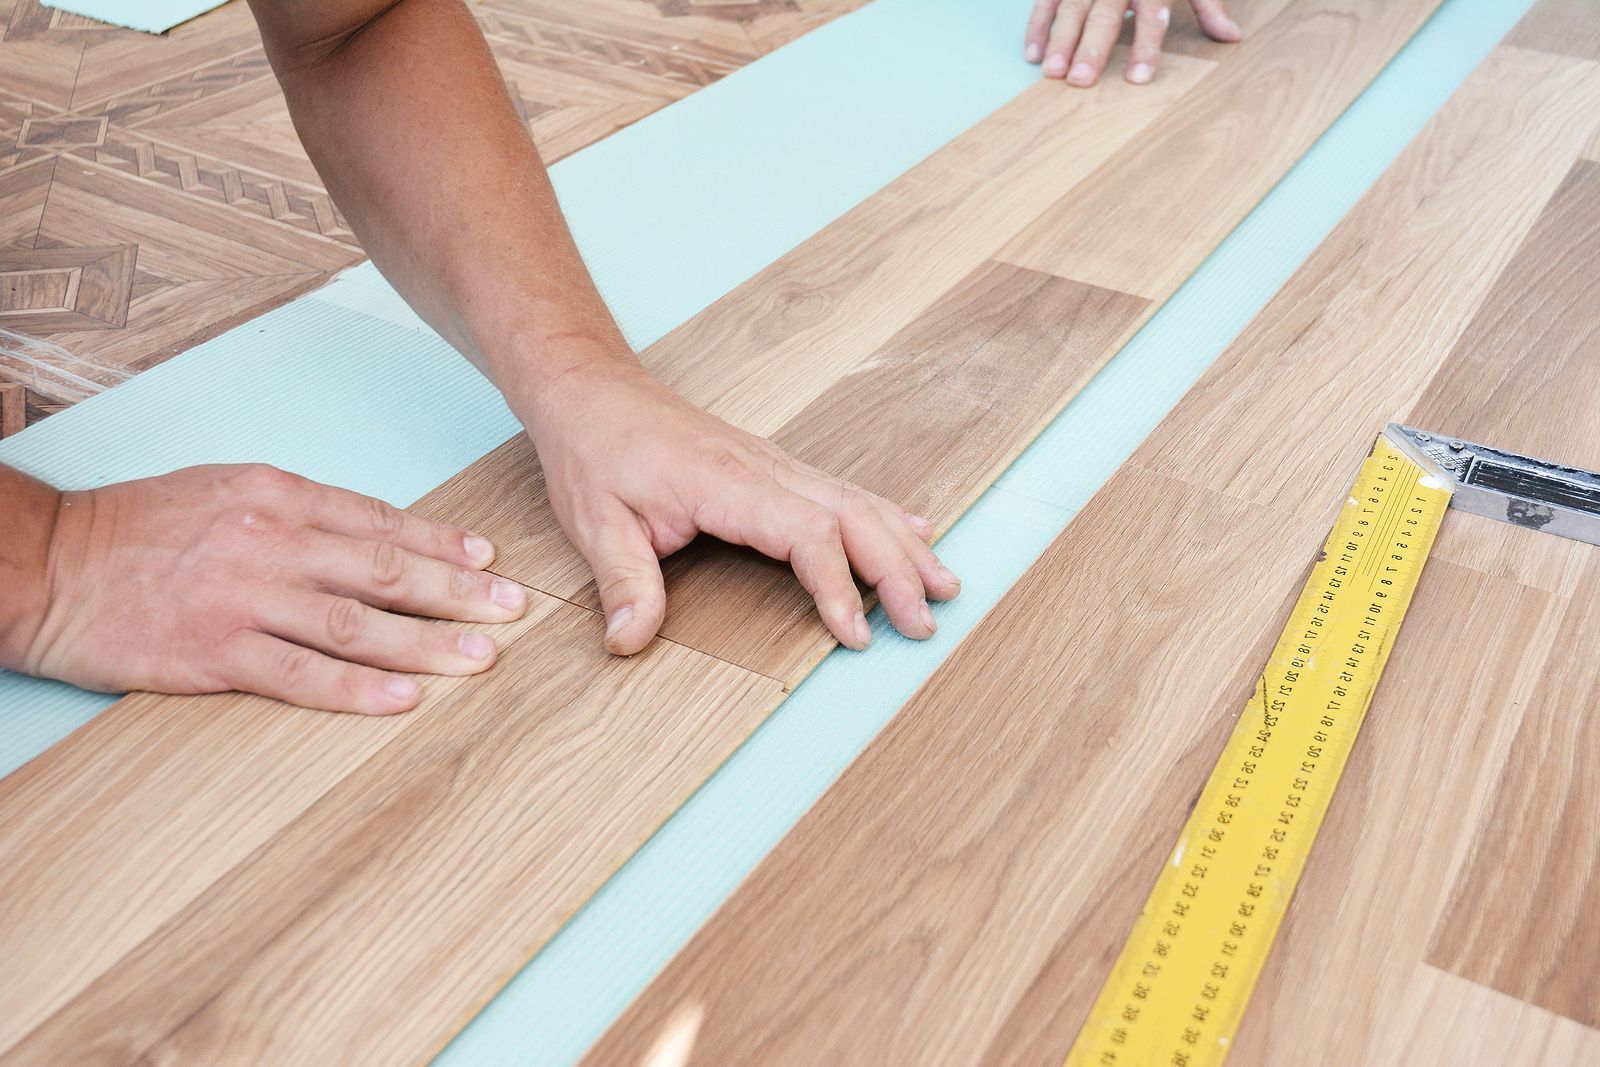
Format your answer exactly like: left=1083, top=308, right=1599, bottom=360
left=1424, top=552, right=1600, bottom=1028
left=3, top=600, right=783, bottom=1065
left=1374, top=965, right=1600, bottom=1067
left=997, top=0, right=1442, bottom=300
left=585, top=40, right=1600, bottom=1067
left=1505, top=0, right=1600, bottom=61
left=0, top=594, right=562, bottom=1054
left=1134, top=45, right=1600, bottom=522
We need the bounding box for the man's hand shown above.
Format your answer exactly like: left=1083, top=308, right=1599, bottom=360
left=9, top=465, right=528, bottom=714
left=1025, top=0, right=1240, bottom=86
left=527, top=359, right=960, bottom=655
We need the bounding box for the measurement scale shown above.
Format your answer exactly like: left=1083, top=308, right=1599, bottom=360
left=1063, top=423, right=1600, bottom=1065
left=1063, top=430, right=1451, bottom=1067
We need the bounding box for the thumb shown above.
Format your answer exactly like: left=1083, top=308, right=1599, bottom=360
left=577, top=504, right=667, bottom=656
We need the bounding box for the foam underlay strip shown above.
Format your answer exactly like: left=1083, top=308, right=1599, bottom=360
left=39, top=0, right=228, bottom=34
left=0, top=0, right=1533, bottom=1060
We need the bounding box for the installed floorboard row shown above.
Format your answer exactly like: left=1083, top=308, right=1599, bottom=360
left=2, top=599, right=783, bottom=1066
left=584, top=35, right=1600, bottom=1066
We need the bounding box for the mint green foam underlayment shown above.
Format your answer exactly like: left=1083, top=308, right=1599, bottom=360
left=40, top=0, right=228, bottom=34
left=435, top=0, right=1536, bottom=1063
left=0, top=0, right=1041, bottom=775
left=0, top=0, right=1532, bottom=1059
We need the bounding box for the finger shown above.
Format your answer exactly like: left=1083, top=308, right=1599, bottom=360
left=307, top=482, right=500, bottom=570
left=1126, top=0, right=1171, bottom=83
left=571, top=502, right=667, bottom=656
left=1067, top=0, right=1130, bottom=86
left=254, top=587, right=500, bottom=676
left=877, top=502, right=961, bottom=602
left=1025, top=0, right=1060, bottom=63
left=834, top=500, right=936, bottom=639
left=694, top=478, right=869, bottom=651
left=300, top=530, right=527, bottom=623
left=1190, top=0, right=1240, bottom=41
left=221, top=629, right=424, bottom=715
left=1041, top=0, right=1089, bottom=78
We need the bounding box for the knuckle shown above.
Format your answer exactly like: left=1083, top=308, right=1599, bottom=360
left=365, top=494, right=403, bottom=538
left=704, top=446, right=757, bottom=482
left=325, top=597, right=367, bottom=648
left=801, top=508, right=841, bottom=544
left=369, top=540, right=406, bottom=587
left=236, top=463, right=296, bottom=499
left=450, top=567, right=480, bottom=600
left=273, top=644, right=317, bottom=693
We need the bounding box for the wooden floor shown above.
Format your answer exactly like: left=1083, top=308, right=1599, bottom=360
left=3, top=1, right=1598, bottom=1065
left=0, top=0, right=859, bottom=434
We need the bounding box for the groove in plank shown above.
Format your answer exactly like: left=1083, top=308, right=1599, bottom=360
left=997, top=0, right=1444, bottom=299
left=5, top=598, right=783, bottom=1066
left=0, top=595, right=564, bottom=1054
left=1373, top=965, right=1600, bottom=1067
left=585, top=39, right=1600, bottom=1066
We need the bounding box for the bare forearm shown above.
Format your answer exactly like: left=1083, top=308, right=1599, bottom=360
left=248, top=0, right=630, bottom=414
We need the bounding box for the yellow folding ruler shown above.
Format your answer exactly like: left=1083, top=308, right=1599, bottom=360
left=1064, top=430, right=1452, bottom=1067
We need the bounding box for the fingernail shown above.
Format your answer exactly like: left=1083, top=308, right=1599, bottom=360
left=463, top=535, right=495, bottom=566
left=1128, top=62, right=1154, bottom=84
left=459, top=632, right=495, bottom=660
left=1069, top=62, right=1095, bottom=84
left=1043, top=53, right=1068, bottom=77
left=1025, top=42, right=1043, bottom=62
left=909, top=513, right=934, bottom=531
left=936, top=564, right=961, bottom=589
left=1226, top=17, right=1242, bottom=35
left=918, top=599, right=937, bottom=633
left=606, top=604, right=634, bottom=641
left=852, top=611, right=871, bottom=648
left=491, top=579, right=526, bottom=611
left=385, top=676, right=419, bottom=704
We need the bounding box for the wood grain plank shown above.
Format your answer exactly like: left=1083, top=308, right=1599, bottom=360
left=6, top=599, right=782, bottom=1066
left=423, top=263, right=1148, bottom=683
left=1374, top=965, right=1600, bottom=1067
left=997, top=0, right=1443, bottom=299
left=1505, top=0, right=1600, bottom=61
left=1425, top=553, right=1600, bottom=1028
left=0, top=594, right=565, bottom=1054
left=1135, top=45, right=1600, bottom=520
left=585, top=39, right=1600, bottom=1066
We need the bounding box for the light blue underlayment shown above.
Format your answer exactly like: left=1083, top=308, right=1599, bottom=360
left=0, top=0, right=1533, bottom=1058
left=40, top=0, right=229, bottom=34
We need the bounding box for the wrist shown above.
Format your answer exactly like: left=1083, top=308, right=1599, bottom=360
left=0, top=468, right=69, bottom=673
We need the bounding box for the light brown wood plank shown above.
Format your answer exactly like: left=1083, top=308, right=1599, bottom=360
left=1135, top=45, right=1600, bottom=519
left=0, top=594, right=564, bottom=1053
left=6, top=598, right=782, bottom=1066
left=585, top=39, right=1600, bottom=1066
left=1375, top=965, right=1600, bottom=1066
left=998, top=0, right=1443, bottom=299
left=1425, top=553, right=1600, bottom=1028
left=1505, top=0, right=1600, bottom=61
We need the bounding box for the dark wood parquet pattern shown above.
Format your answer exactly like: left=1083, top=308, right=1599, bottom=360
left=0, top=0, right=861, bottom=433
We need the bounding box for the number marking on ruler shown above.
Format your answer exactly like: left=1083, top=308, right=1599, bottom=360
left=1064, top=433, right=1452, bottom=1067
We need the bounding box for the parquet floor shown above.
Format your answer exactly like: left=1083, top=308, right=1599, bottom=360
left=0, top=0, right=861, bottom=435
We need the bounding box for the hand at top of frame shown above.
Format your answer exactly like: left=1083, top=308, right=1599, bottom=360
left=521, top=356, right=961, bottom=658
left=1025, top=0, right=1240, bottom=86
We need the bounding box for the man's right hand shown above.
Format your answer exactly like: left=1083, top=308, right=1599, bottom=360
left=7, top=464, right=529, bottom=715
